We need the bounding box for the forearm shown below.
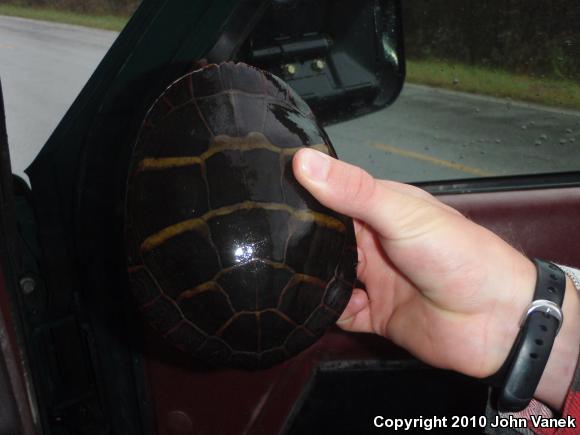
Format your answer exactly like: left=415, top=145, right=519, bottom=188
left=534, top=276, right=580, bottom=411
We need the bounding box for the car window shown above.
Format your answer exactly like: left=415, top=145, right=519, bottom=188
left=1, top=1, right=578, bottom=185
left=0, top=16, right=118, bottom=179
left=329, top=1, right=580, bottom=183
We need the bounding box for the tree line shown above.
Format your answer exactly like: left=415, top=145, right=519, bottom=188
left=15, top=0, right=580, bottom=81
left=403, top=0, right=580, bottom=81
left=16, top=0, right=139, bottom=15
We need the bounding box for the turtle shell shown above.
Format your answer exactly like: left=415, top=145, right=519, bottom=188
left=125, top=62, right=357, bottom=369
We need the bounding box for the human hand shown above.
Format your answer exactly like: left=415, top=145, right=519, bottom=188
left=293, top=149, right=578, bottom=411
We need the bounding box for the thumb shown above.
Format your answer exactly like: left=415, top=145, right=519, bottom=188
left=293, top=148, right=440, bottom=240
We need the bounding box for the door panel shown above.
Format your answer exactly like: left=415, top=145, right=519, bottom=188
left=441, top=187, right=580, bottom=268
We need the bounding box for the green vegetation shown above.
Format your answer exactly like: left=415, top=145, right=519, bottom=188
left=404, top=0, right=580, bottom=83
left=407, top=59, right=580, bottom=111
left=0, top=4, right=127, bottom=31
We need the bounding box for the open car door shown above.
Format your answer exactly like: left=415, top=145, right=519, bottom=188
left=0, top=0, right=578, bottom=433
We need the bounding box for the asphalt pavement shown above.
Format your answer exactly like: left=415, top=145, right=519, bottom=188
left=1, top=15, right=579, bottom=183
left=0, top=16, right=116, bottom=179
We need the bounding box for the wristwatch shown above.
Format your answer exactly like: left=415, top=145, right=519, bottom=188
left=496, top=259, right=567, bottom=412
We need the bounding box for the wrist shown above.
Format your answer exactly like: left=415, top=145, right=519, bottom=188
left=485, top=255, right=536, bottom=377
left=534, top=276, right=580, bottom=411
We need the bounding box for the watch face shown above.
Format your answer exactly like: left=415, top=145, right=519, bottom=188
left=558, top=265, right=580, bottom=293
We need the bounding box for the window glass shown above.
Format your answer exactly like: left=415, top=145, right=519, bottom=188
left=0, top=3, right=135, bottom=179
left=1, top=1, right=578, bottom=184
left=329, top=0, right=580, bottom=183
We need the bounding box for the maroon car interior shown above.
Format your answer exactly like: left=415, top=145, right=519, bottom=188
left=441, top=187, right=580, bottom=268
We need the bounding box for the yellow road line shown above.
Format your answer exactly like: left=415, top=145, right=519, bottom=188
left=373, top=143, right=495, bottom=177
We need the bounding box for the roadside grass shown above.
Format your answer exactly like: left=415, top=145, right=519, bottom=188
left=0, top=4, right=127, bottom=31
left=407, top=59, right=580, bottom=111
left=1, top=4, right=579, bottom=111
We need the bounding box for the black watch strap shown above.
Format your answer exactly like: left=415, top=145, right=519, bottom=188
left=497, top=259, right=566, bottom=412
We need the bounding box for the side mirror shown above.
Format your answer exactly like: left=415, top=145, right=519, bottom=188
left=208, top=0, right=405, bottom=123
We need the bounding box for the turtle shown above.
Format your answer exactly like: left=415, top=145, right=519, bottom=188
left=124, top=62, right=357, bottom=370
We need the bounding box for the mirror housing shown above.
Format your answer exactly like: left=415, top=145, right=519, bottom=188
left=209, top=0, right=405, bottom=123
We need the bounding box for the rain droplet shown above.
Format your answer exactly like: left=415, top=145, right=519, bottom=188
left=453, top=77, right=460, bottom=85
left=534, top=140, right=542, bottom=146
left=495, top=139, right=502, bottom=144
left=521, top=125, right=528, bottom=130
left=570, top=138, right=576, bottom=144
left=560, top=138, right=567, bottom=145
left=474, top=108, right=481, bottom=113
left=539, top=134, right=548, bottom=141
left=566, top=128, right=573, bottom=134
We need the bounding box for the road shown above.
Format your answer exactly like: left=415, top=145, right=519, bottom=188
left=1, top=15, right=579, bottom=183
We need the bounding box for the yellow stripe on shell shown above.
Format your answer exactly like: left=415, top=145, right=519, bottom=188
left=136, top=132, right=328, bottom=171
left=140, top=201, right=345, bottom=253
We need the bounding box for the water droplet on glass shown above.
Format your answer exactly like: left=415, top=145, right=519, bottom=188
left=570, top=138, right=576, bottom=144
left=521, top=125, right=528, bottom=130
left=559, top=138, right=567, bottom=145
left=452, top=77, right=460, bottom=85
left=534, top=140, right=542, bottom=146
left=566, top=128, right=573, bottom=134
left=539, top=134, right=548, bottom=141
left=495, top=139, right=502, bottom=144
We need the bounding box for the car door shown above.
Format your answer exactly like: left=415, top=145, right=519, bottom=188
left=0, top=80, right=40, bottom=435
left=0, top=0, right=578, bottom=434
